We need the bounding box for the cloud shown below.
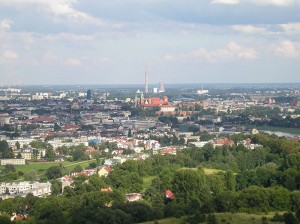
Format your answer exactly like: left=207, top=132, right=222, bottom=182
left=163, top=54, right=175, bottom=61
left=280, top=23, right=300, bottom=35
left=232, top=25, right=268, bottom=34
left=182, top=41, right=257, bottom=62
left=248, top=0, right=297, bottom=6
left=211, top=0, right=299, bottom=6
left=0, top=0, right=105, bottom=26
left=99, top=57, right=111, bottom=63
left=2, top=50, right=19, bottom=60
left=64, top=58, right=82, bottom=66
left=0, top=49, right=19, bottom=64
left=211, top=0, right=239, bottom=4
left=0, top=19, right=13, bottom=30
left=273, top=40, right=300, bottom=57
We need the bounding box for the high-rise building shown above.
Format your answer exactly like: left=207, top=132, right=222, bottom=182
left=158, top=82, right=165, bottom=93
left=87, top=89, right=92, bottom=100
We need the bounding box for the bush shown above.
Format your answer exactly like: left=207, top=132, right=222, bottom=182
left=283, top=212, right=299, bottom=224
left=271, top=213, right=284, bottom=222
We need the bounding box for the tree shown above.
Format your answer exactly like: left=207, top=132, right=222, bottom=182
left=224, top=171, right=236, bottom=191
left=128, top=128, right=132, bottom=137
left=2, top=164, right=16, bottom=174
left=51, top=180, right=62, bottom=195
left=214, top=191, right=238, bottom=212
left=72, top=165, right=83, bottom=173
left=282, top=168, right=300, bottom=191
left=73, top=148, right=85, bottom=161
left=0, top=216, right=12, bottom=224
left=15, top=141, right=20, bottom=149
left=24, top=170, right=37, bottom=181
left=207, top=213, right=218, bottom=224
left=114, top=202, right=154, bottom=223
left=283, top=212, right=299, bottom=224
left=54, top=123, right=61, bottom=132
left=172, top=169, right=209, bottom=205
left=0, top=140, right=14, bottom=158
left=238, top=186, right=270, bottom=212
left=269, top=187, right=291, bottom=211
left=45, top=166, right=62, bottom=180
left=31, top=197, right=67, bottom=224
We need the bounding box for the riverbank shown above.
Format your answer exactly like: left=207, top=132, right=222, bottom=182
left=246, top=125, right=300, bottom=135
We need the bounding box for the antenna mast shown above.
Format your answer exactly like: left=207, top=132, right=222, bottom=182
left=145, top=65, right=149, bottom=94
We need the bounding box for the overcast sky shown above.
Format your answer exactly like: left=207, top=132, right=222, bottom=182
left=0, top=0, right=299, bottom=85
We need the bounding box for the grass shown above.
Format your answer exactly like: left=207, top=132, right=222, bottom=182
left=0, top=159, right=96, bottom=176
left=179, top=167, right=225, bottom=175
left=214, top=212, right=284, bottom=224
left=246, top=125, right=300, bottom=135
left=141, top=217, right=184, bottom=224
left=140, top=212, right=285, bottom=224
left=203, top=168, right=225, bottom=175
left=142, top=176, right=156, bottom=191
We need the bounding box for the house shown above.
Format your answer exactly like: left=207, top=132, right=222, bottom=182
left=237, top=138, right=263, bottom=149
left=111, top=150, right=124, bottom=155
left=63, top=125, right=80, bottom=131
left=188, top=141, right=209, bottom=148
left=98, top=166, right=112, bottom=177
left=100, top=187, right=113, bottom=192
left=125, top=193, right=143, bottom=202
left=160, top=148, right=177, bottom=155
left=11, top=214, right=27, bottom=221
left=166, top=190, right=174, bottom=199
left=212, top=138, right=235, bottom=148
left=112, top=156, right=127, bottom=164
left=133, top=147, right=144, bottom=153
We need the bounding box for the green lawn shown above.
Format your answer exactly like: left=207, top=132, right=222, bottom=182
left=179, top=167, right=225, bottom=175
left=140, top=213, right=285, bottom=224
left=0, top=159, right=96, bottom=176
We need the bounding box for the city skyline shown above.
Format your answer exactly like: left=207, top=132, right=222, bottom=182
left=0, top=0, right=300, bottom=85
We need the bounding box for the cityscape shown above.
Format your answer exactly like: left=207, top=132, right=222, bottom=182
left=0, top=0, right=300, bottom=224
left=0, top=82, right=300, bottom=223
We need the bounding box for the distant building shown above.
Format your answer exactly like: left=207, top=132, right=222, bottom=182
left=0, top=181, right=51, bottom=199
left=125, top=193, right=143, bottom=202
left=0, top=159, right=25, bottom=166
left=87, top=89, right=92, bottom=100
left=0, top=113, right=10, bottom=125
left=158, top=82, right=165, bottom=93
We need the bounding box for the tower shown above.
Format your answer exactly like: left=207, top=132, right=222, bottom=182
left=145, top=66, right=149, bottom=94
left=158, top=82, right=165, bottom=93
left=87, top=89, right=92, bottom=100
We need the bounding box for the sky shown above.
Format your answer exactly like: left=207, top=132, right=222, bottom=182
left=0, top=0, right=300, bottom=85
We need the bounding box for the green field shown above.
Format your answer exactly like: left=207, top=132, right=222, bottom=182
left=0, top=159, right=96, bottom=176
left=246, top=125, right=300, bottom=135
left=179, top=167, right=225, bottom=175
left=141, top=212, right=284, bottom=224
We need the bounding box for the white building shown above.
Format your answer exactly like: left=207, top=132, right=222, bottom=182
left=0, top=181, right=51, bottom=199
left=0, top=113, right=10, bottom=125
left=0, top=159, right=26, bottom=166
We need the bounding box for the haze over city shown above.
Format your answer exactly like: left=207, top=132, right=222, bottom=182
left=0, top=0, right=300, bottom=85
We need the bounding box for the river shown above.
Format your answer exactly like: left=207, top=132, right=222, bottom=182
left=262, top=131, right=299, bottom=138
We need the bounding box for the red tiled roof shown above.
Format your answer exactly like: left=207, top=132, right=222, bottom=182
left=166, top=190, right=174, bottom=199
